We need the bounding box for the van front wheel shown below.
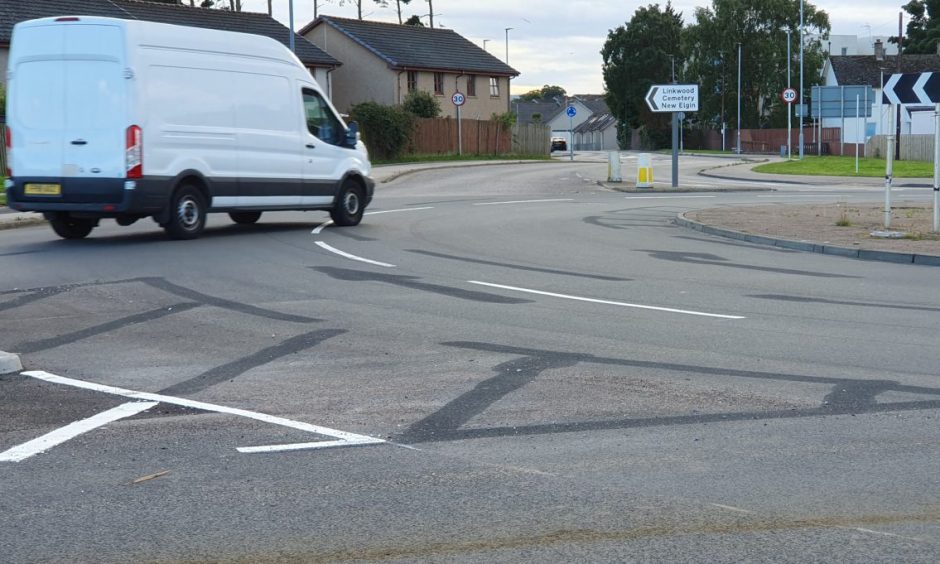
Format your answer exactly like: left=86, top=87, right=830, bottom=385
left=165, top=185, right=207, bottom=240
left=49, top=214, right=96, bottom=239
left=330, top=180, right=364, bottom=226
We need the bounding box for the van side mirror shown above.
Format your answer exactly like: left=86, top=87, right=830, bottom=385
left=345, top=122, right=359, bottom=149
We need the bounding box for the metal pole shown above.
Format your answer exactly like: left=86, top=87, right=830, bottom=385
left=885, top=105, right=895, bottom=228
left=288, top=0, right=295, bottom=52
left=799, top=0, right=804, bottom=159
left=737, top=42, right=742, bottom=155
left=934, top=103, right=940, bottom=232
left=856, top=94, right=860, bottom=174
left=787, top=29, right=792, bottom=160
left=505, top=28, right=512, bottom=65
left=672, top=111, right=679, bottom=187
left=457, top=104, right=462, bottom=156
left=569, top=113, right=573, bottom=162
left=841, top=86, right=845, bottom=156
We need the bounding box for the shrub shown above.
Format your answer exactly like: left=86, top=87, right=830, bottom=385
left=348, top=102, right=415, bottom=160
left=402, top=90, right=441, bottom=118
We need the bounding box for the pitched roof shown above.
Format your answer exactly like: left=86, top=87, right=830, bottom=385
left=573, top=112, right=617, bottom=134
left=514, top=100, right=564, bottom=124
left=304, top=16, right=518, bottom=76
left=573, top=94, right=611, bottom=116
left=829, top=55, right=940, bottom=88
left=0, top=0, right=339, bottom=68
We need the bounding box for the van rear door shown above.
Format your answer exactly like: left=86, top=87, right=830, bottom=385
left=10, top=22, right=126, bottom=198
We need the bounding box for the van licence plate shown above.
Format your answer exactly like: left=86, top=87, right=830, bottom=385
left=24, top=183, right=61, bottom=196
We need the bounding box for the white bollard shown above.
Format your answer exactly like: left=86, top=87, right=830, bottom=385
left=636, top=153, right=654, bottom=188
left=607, top=152, right=623, bottom=182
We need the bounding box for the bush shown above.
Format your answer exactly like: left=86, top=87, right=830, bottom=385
left=402, top=90, right=441, bottom=118
left=348, top=102, right=416, bottom=160
left=491, top=111, right=516, bottom=130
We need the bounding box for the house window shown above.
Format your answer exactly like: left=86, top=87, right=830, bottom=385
left=407, top=71, right=417, bottom=93
left=434, top=72, right=444, bottom=95
left=489, top=76, right=499, bottom=97
left=466, top=75, right=476, bottom=97
left=841, top=47, right=848, bottom=56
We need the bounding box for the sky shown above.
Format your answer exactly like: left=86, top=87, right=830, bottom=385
left=236, top=0, right=911, bottom=96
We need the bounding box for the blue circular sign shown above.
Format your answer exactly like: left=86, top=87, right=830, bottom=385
left=566, top=106, right=577, bottom=118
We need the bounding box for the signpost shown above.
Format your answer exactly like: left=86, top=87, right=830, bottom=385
left=452, top=92, right=465, bottom=155
left=782, top=88, right=797, bottom=160
left=883, top=73, right=940, bottom=232
left=566, top=105, right=576, bottom=161
left=646, top=84, right=699, bottom=187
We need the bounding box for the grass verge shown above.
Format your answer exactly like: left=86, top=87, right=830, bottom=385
left=373, top=153, right=550, bottom=165
left=753, top=156, right=934, bottom=178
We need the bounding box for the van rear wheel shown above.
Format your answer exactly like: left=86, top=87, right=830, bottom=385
left=49, top=214, right=96, bottom=239
left=229, top=211, right=262, bottom=225
left=164, top=184, right=207, bottom=240
left=330, top=180, right=364, bottom=226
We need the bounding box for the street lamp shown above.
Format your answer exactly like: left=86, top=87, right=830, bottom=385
left=505, top=28, right=513, bottom=64
left=737, top=42, right=742, bottom=155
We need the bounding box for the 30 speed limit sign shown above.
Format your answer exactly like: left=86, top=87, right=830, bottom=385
left=781, top=87, right=798, bottom=104
left=452, top=92, right=466, bottom=106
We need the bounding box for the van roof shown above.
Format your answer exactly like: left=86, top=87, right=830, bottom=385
left=1, top=0, right=340, bottom=68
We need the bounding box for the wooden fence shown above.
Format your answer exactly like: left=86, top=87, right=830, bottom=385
left=411, top=118, right=549, bottom=156
left=866, top=134, right=937, bottom=162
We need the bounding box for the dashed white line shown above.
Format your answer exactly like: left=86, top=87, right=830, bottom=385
left=315, top=241, right=396, bottom=268
left=710, top=503, right=755, bottom=514
left=467, top=281, right=746, bottom=320
left=838, top=526, right=924, bottom=542
left=366, top=206, right=434, bottom=215
left=15, top=371, right=386, bottom=455
left=474, top=199, right=574, bottom=206
left=311, top=220, right=333, bottom=235
left=0, top=401, right=158, bottom=462
left=625, top=195, right=717, bottom=200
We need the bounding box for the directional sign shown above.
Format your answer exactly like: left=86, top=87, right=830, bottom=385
left=781, top=87, right=798, bottom=104
left=452, top=92, right=466, bottom=106
left=566, top=106, right=577, bottom=118
left=883, top=72, right=940, bottom=104
left=645, top=84, right=699, bottom=112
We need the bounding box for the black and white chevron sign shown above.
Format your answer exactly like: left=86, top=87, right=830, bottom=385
left=883, top=72, right=940, bottom=104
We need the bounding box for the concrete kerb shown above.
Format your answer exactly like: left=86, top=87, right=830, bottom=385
left=0, top=350, right=23, bottom=375
left=676, top=213, right=940, bottom=267
left=0, top=212, right=45, bottom=231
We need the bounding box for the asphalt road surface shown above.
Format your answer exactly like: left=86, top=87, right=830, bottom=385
left=2, top=156, right=939, bottom=563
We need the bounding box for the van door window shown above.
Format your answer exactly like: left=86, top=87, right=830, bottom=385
left=302, top=89, right=344, bottom=146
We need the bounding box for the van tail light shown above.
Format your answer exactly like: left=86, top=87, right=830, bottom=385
left=4, top=127, right=11, bottom=177
left=125, top=125, right=142, bottom=179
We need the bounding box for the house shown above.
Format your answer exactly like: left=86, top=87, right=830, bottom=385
left=300, top=16, right=518, bottom=118
left=823, top=40, right=940, bottom=144
left=0, top=0, right=340, bottom=94
left=516, top=94, right=619, bottom=150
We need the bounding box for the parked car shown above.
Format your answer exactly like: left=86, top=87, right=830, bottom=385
left=4, top=16, right=373, bottom=240
left=551, top=137, right=567, bottom=152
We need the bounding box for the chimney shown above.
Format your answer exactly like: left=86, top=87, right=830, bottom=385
left=874, top=39, right=885, bottom=61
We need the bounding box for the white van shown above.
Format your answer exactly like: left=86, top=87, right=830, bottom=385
left=4, top=16, right=373, bottom=239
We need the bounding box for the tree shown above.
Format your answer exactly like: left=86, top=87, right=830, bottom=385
left=683, top=0, right=829, bottom=131
left=519, top=85, right=567, bottom=103
left=602, top=3, right=685, bottom=148
left=895, top=1, right=940, bottom=53
left=404, top=15, right=424, bottom=26
left=339, top=0, right=388, bottom=20
left=394, top=0, right=413, bottom=24
left=402, top=90, right=441, bottom=118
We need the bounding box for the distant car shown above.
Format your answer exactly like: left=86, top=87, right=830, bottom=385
left=551, top=137, right=567, bottom=152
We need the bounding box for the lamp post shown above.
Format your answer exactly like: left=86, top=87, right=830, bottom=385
left=787, top=28, right=792, bottom=159
left=799, top=0, right=804, bottom=159
left=505, top=28, right=513, bottom=64
left=288, top=0, right=295, bottom=52
left=737, top=42, right=742, bottom=155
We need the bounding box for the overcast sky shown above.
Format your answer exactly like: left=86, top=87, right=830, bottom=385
left=238, top=0, right=909, bottom=95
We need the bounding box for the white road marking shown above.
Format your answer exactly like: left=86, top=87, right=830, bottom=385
left=311, top=220, right=333, bottom=235
left=365, top=206, right=434, bottom=215
left=18, top=371, right=386, bottom=453
left=237, top=440, right=372, bottom=454
left=756, top=194, right=844, bottom=198
left=473, top=199, right=575, bottom=206
left=839, top=526, right=924, bottom=542
left=710, top=503, right=755, bottom=514
left=626, top=195, right=717, bottom=200
left=0, top=401, right=158, bottom=462
left=315, top=241, right=396, bottom=268
left=467, top=281, right=746, bottom=320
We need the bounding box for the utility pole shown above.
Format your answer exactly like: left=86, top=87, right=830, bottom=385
left=428, top=0, right=434, bottom=28
left=787, top=28, right=792, bottom=159
left=505, top=28, right=513, bottom=64
left=737, top=42, right=742, bottom=155
left=896, top=12, right=903, bottom=161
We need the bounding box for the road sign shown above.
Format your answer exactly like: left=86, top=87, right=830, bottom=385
left=645, top=84, right=699, bottom=113
left=781, top=87, right=797, bottom=104
left=810, top=85, right=873, bottom=118
left=566, top=106, right=577, bottom=118
left=883, top=72, right=940, bottom=104
left=452, top=92, right=466, bottom=106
